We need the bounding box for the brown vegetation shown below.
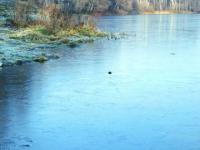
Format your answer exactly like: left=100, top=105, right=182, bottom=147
left=10, top=0, right=200, bottom=29
left=135, top=0, right=200, bottom=13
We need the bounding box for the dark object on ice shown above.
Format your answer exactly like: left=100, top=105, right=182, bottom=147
left=34, top=55, right=48, bottom=63
left=16, top=60, right=23, bottom=65
left=108, top=71, right=112, bottom=74
left=20, top=144, right=31, bottom=147
left=170, top=52, right=176, bottom=55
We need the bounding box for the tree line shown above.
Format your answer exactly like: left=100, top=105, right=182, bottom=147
left=4, top=0, right=200, bottom=29
left=135, top=0, right=200, bottom=12
left=38, top=0, right=200, bottom=13
left=12, top=0, right=200, bottom=18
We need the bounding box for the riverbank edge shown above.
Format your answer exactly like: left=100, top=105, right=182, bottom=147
left=0, top=0, right=128, bottom=68
left=139, top=10, right=194, bottom=15
left=0, top=24, right=124, bottom=68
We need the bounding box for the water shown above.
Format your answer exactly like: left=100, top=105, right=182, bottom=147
left=1, top=15, right=200, bottom=150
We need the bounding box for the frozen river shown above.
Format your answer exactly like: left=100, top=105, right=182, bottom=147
left=1, top=14, right=200, bottom=149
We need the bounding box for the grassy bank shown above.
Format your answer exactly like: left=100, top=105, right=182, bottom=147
left=0, top=1, right=125, bottom=68
left=0, top=23, right=125, bottom=67
left=9, top=25, right=108, bottom=45
left=140, top=10, right=193, bottom=15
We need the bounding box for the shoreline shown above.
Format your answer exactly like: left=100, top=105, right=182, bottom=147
left=140, top=10, right=194, bottom=15
left=0, top=1, right=126, bottom=69
left=0, top=23, right=123, bottom=68
left=0, top=6, right=197, bottom=68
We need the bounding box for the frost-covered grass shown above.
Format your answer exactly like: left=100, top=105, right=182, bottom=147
left=1, top=14, right=124, bottom=67
left=0, top=24, right=110, bottom=67
left=9, top=25, right=108, bottom=44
